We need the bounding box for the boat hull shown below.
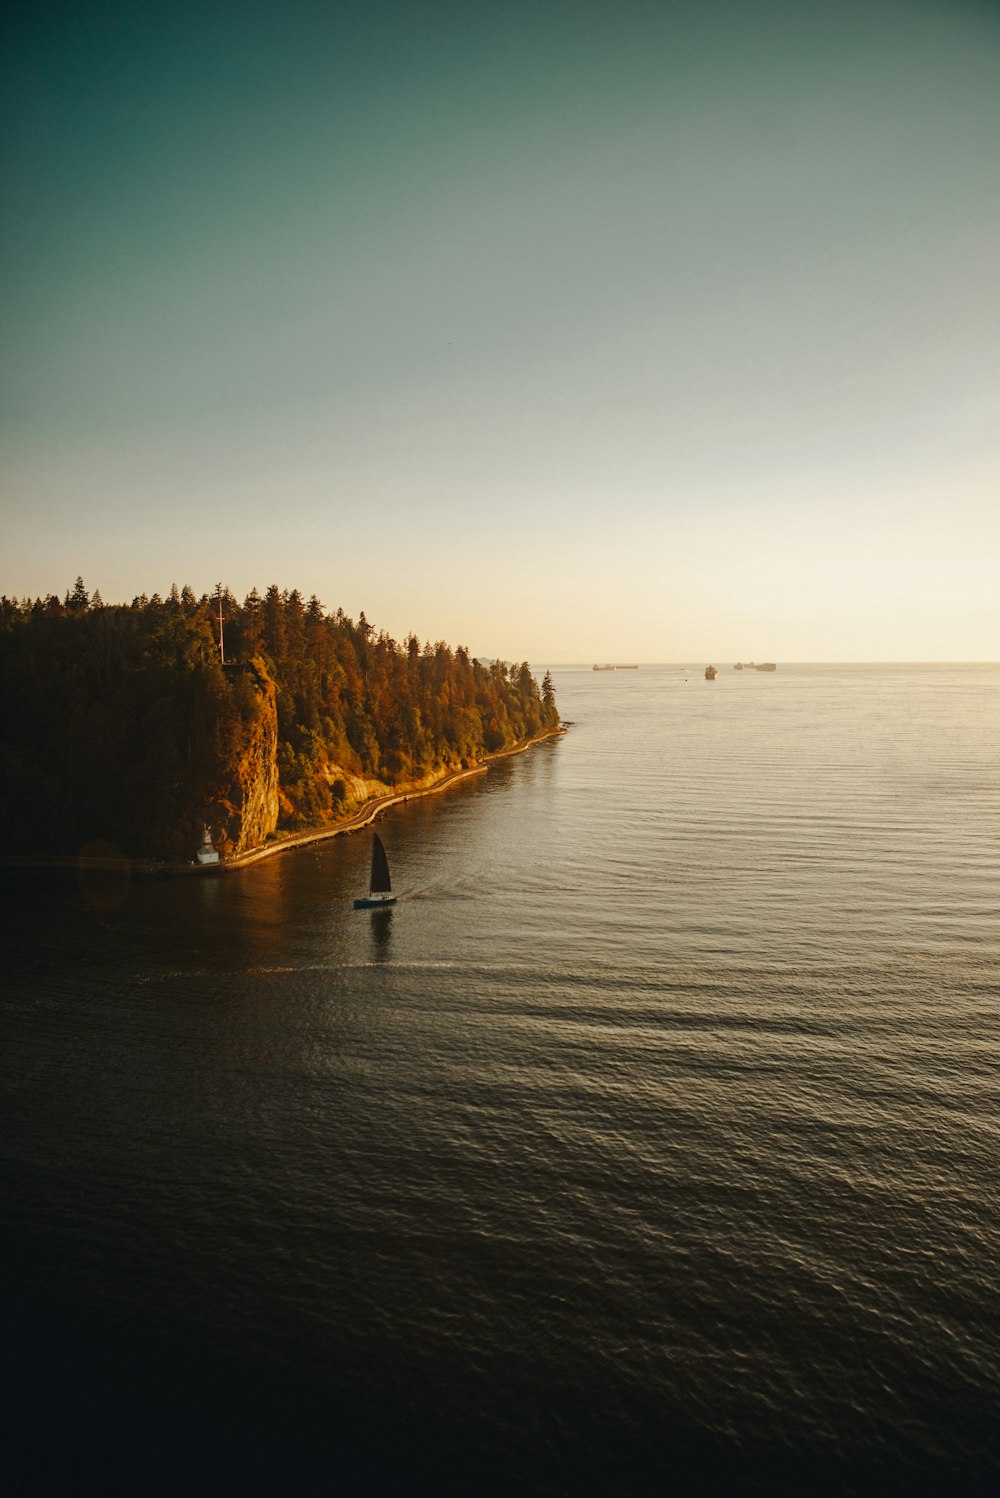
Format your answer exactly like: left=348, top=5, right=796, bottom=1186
left=353, top=895, right=397, bottom=909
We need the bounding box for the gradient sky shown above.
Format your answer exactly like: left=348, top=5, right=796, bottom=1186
left=2, top=0, right=998, bottom=660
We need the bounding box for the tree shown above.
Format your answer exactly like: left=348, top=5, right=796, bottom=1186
left=242, top=588, right=263, bottom=655
left=262, top=584, right=285, bottom=663
left=541, top=671, right=558, bottom=726
left=68, top=576, right=89, bottom=612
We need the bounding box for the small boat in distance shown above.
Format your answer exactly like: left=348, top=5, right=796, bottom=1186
left=354, top=831, right=396, bottom=909
left=705, top=665, right=717, bottom=680
left=592, top=664, right=638, bottom=671
left=755, top=662, right=777, bottom=671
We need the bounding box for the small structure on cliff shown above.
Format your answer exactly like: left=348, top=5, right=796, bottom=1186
left=196, top=826, right=220, bottom=865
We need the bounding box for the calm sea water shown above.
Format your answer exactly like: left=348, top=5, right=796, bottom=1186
left=3, top=664, right=999, bottom=1495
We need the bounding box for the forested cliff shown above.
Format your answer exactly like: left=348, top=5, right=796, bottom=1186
left=0, top=581, right=559, bottom=861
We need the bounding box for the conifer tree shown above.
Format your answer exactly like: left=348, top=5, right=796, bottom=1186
left=541, top=671, right=558, bottom=725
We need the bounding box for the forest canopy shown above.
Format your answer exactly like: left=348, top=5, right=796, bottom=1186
left=0, top=581, right=559, bottom=860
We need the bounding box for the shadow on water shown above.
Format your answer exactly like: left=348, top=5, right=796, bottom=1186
left=368, top=905, right=393, bottom=961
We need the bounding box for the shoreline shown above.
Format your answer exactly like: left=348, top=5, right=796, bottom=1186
left=0, top=725, right=567, bottom=877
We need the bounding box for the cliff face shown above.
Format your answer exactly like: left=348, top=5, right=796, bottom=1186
left=0, top=613, right=283, bottom=862
left=206, top=661, right=279, bottom=855
left=1, top=592, right=558, bottom=863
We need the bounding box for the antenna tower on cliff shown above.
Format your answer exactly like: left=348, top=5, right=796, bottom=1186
left=216, top=582, right=225, bottom=665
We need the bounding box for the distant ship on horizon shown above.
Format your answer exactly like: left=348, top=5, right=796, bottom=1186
left=592, top=664, right=639, bottom=671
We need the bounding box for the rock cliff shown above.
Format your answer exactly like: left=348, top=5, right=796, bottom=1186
left=206, top=661, right=280, bottom=855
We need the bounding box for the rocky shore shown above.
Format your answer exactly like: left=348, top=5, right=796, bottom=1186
left=0, top=725, right=566, bottom=877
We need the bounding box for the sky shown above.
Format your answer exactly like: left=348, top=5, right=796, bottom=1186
left=2, top=0, right=998, bottom=661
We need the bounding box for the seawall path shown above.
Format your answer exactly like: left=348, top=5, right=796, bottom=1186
left=1, top=725, right=566, bottom=877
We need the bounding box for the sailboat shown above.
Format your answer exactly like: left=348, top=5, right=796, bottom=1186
left=353, top=832, right=396, bottom=909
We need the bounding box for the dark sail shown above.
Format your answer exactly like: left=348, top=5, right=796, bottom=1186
left=369, top=833, right=392, bottom=894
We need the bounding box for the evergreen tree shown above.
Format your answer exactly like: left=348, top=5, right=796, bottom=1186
left=541, top=671, right=558, bottom=727
left=68, top=576, right=89, bottom=611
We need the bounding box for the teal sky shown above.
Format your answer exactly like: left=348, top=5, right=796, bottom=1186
left=3, top=0, right=998, bottom=660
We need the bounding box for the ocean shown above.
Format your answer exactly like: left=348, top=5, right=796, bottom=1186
left=3, top=663, right=998, bottom=1495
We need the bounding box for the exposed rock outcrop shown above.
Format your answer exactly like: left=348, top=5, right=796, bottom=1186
left=206, top=660, right=279, bottom=855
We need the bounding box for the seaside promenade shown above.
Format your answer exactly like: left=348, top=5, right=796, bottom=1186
left=1, top=725, right=566, bottom=877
